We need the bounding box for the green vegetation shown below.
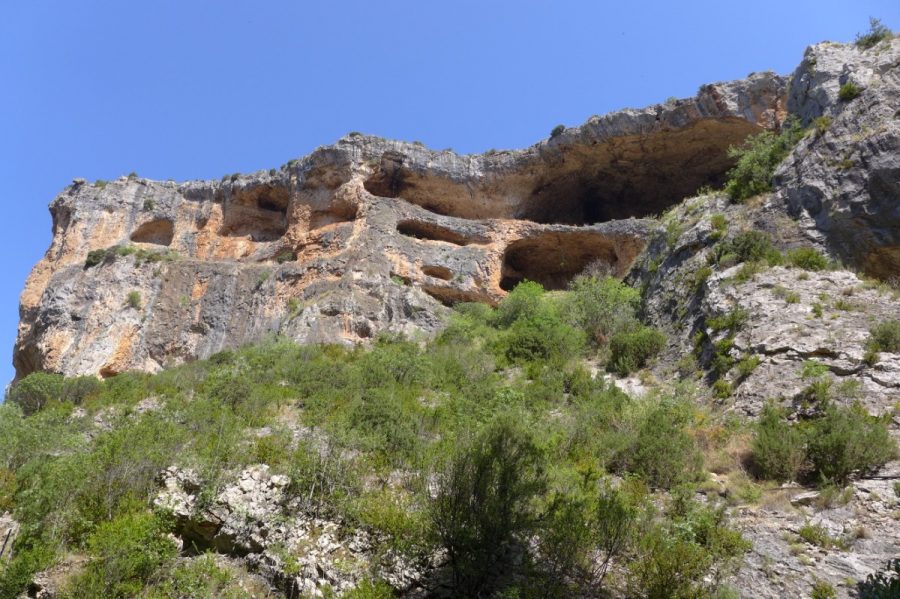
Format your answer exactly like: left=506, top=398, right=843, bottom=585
left=725, top=117, right=806, bottom=201
left=275, top=250, right=296, bottom=263
left=84, top=244, right=180, bottom=269
left=714, top=230, right=782, bottom=268
left=858, top=558, right=900, bottom=598
left=550, top=124, right=565, bottom=138
left=608, top=326, right=667, bottom=375
left=0, top=277, right=717, bottom=597
left=62, top=511, right=177, bottom=598
left=4, top=270, right=889, bottom=596
left=839, top=82, right=862, bottom=102
left=812, top=116, right=833, bottom=137
left=811, top=580, right=838, bottom=599
left=751, top=402, right=896, bottom=485
left=786, top=247, right=829, bottom=271
left=867, top=319, right=900, bottom=353
left=855, top=17, right=893, bottom=50
left=126, top=290, right=142, bottom=310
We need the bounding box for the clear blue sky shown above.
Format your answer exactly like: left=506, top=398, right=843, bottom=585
left=1, top=1, right=897, bottom=386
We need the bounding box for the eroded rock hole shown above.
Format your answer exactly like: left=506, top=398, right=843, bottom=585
left=363, top=151, right=406, bottom=198
left=309, top=201, right=359, bottom=230
left=220, top=184, right=290, bottom=241
left=421, top=265, right=453, bottom=281
left=130, top=219, right=174, bottom=246
left=397, top=220, right=487, bottom=246
left=500, top=232, right=619, bottom=291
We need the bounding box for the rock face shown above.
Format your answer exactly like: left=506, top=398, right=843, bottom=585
left=777, top=36, right=900, bottom=279
left=14, top=72, right=786, bottom=378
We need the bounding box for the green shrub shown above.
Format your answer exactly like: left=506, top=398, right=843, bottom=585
left=608, top=326, right=666, bottom=375
left=751, top=403, right=806, bottom=482
left=0, top=543, right=55, bottom=599
left=725, top=118, right=806, bottom=201
left=550, top=124, right=565, bottom=138
left=855, top=17, right=893, bottom=50
left=707, top=308, right=749, bottom=334
left=143, top=553, right=241, bottom=599
left=126, top=291, right=142, bottom=309
left=343, top=579, right=397, bottom=599
left=839, top=82, right=862, bottom=101
left=494, top=280, right=545, bottom=327
left=627, top=497, right=748, bottom=599
left=798, top=522, right=843, bottom=549
left=812, top=116, right=833, bottom=137
left=275, top=250, right=296, bottom=263
left=539, top=481, right=638, bottom=595
left=7, top=372, right=65, bottom=415
left=717, top=230, right=782, bottom=266
left=858, top=558, right=900, bottom=598
left=712, top=379, right=732, bottom=399
left=806, top=403, right=896, bottom=484
left=867, top=319, right=900, bottom=353
left=85, top=248, right=108, bottom=268
left=63, top=511, right=177, bottom=598
left=564, top=276, right=640, bottom=344
left=429, top=415, right=545, bottom=596
left=623, top=400, right=703, bottom=489
left=811, top=580, right=838, bottom=599
left=786, top=247, right=829, bottom=271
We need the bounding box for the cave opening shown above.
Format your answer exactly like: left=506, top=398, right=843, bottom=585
left=364, top=118, right=762, bottom=225
left=397, top=220, right=488, bottom=246
left=131, top=219, right=175, bottom=246
left=220, top=184, right=290, bottom=240
left=500, top=231, right=620, bottom=291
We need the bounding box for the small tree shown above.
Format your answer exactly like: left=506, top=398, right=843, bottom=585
left=429, top=415, right=546, bottom=595
left=564, top=275, right=640, bottom=344
left=855, top=17, right=893, bottom=50
left=751, top=403, right=807, bottom=482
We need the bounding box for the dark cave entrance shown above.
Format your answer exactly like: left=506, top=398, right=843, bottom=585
left=499, top=231, right=621, bottom=291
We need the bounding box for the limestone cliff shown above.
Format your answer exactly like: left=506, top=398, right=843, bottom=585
left=15, top=72, right=786, bottom=378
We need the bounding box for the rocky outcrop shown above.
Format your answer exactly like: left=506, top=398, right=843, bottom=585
left=155, top=465, right=425, bottom=597
left=15, top=72, right=786, bottom=378
left=777, top=36, right=900, bottom=279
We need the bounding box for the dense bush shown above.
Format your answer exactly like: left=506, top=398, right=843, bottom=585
left=6, top=372, right=100, bottom=415
left=855, top=17, right=893, bottom=49
left=857, top=558, right=900, bottom=598
left=715, top=230, right=782, bottom=266
left=867, top=319, right=900, bottom=353
left=839, top=82, right=862, bottom=101
left=564, top=275, right=640, bottom=344
left=608, top=326, right=666, bottom=375
left=725, top=118, right=806, bottom=201
left=429, top=415, right=545, bottom=595
left=752, top=402, right=896, bottom=485
left=62, top=511, right=177, bottom=598
left=806, top=403, right=896, bottom=484
left=751, top=403, right=807, bottom=482
left=623, top=400, right=704, bottom=489
left=786, top=247, right=829, bottom=271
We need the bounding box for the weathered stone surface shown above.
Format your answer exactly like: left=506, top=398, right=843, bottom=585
left=155, top=464, right=427, bottom=597
left=15, top=71, right=786, bottom=378
left=777, top=37, right=900, bottom=279
left=703, top=266, right=900, bottom=418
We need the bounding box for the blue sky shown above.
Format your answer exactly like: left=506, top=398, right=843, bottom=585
left=1, top=1, right=897, bottom=386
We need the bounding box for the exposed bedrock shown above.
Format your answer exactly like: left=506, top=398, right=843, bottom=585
left=15, top=70, right=788, bottom=378
left=776, top=37, right=900, bottom=279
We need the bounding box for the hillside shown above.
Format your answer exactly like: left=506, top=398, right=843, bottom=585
left=2, top=27, right=899, bottom=599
